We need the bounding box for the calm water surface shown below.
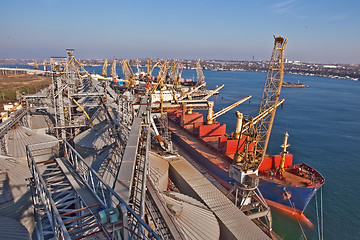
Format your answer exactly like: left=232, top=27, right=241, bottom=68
left=184, top=69, right=360, bottom=240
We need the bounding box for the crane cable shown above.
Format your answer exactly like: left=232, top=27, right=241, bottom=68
left=315, top=187, right=324, bottom=240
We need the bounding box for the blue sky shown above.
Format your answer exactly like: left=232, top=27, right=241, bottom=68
left=1, top=0, right=359, bottom=63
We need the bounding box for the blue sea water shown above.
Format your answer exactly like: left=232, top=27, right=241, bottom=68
left=4, top=64, right=359, bottom=239
left=181, top=69, right=360, bottom=240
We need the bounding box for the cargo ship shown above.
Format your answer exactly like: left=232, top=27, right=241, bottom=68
left=167, top=107, right=324, bottom=222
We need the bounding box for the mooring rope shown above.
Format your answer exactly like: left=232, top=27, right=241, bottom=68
left=296, top=215, right=308, bottom=240
left=285, top=190, right=308, bottom=240
left=315, top=189, right=321, bottom=240
left=320, top=187, right=324, bottom=240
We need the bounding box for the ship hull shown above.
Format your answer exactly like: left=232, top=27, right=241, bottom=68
left=258, top=176, right=322, bottom=213
left=170, top=127, right=324, bottom=214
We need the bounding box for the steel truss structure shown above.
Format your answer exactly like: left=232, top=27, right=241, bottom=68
left=27, top=140, right=160, bottom=240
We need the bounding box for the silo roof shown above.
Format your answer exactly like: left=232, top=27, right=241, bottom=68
left=6, top=125, right=57, bottom=158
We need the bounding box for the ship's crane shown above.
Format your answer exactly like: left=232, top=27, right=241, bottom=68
left=196, top=59, right=205, bottom=86
left=228, top=35, right=288, bottom=231
left=279, top=132, right=290, bottom=173
left=206, top=95, right=252, bottom=125
left=233, top=99, right=285, bottom=139
left=178, top=82, right=206, bottom=101
left=102, top=59, right=108, bottom=76
left=201, top=84, right=224, bottom=100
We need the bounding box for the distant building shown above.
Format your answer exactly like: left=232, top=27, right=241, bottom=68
left=323, top=65, right=338, bottom=69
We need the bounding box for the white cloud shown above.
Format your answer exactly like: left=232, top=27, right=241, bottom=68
left=272, top=0, right=297, bottom=13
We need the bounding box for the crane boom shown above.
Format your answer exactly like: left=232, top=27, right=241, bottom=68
left=206, top=95, right=252, bottom=124
left=178, top=82, right=206, bottom=100
left=254, top=35, right=287, bottom=168
left=234, top=35, right=287, bottom=171
left=227, top=36, right=287, bottom=231
left=150, top=61, right=168, bottom=95
left=202, top=84, right=224, bottom=100
left=241, top=99, right=284, bottom=133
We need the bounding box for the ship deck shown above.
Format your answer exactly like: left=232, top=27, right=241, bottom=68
left=169, top=121, right=231, bottom=173
left=261, top=171, right=312, bottom=188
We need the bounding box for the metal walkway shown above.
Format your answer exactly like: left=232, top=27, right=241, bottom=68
left=27, top=140, right=160, bottom=240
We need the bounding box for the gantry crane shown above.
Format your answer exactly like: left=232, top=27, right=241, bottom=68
left=228, top=35, right=288, bottom=231
left=196, top=59, right=205, bottom=86
left=102, top=59, right=108, bottom=76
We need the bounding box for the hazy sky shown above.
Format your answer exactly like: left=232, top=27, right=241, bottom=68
left=1, top=0, right=359, bottom=63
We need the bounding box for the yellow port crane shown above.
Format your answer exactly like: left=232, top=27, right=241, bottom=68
left=121, top=59, right=135, bottom=87
left=150, top=60, right=168, bottom=115
left=235, top=36, right=288, bottom=171
left=102, top=59, right=108, bottom=76
left=228, top=35, right=288, bottom=231
left=63, top=56, right=90, bottom=76
left=196, top=59, right=205, bottom=86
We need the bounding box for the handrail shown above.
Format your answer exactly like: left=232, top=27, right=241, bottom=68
left=26, top=143, right=71, bottom=240
left=63, top=140, right=160, bottom=239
